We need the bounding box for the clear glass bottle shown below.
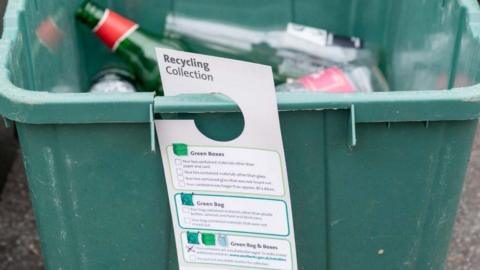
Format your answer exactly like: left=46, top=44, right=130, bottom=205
left=89, top=68, right=137, bottom=93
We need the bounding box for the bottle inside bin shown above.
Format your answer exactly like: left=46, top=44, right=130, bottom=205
left=89, top=68, right=137, bottom=93
left=76, top=1, right=390, bottom=94
left=76, top=1, right=188, bottom=94
left=165, top=13, right=390, bottom=93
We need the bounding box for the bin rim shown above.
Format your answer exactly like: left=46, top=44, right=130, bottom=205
left=1, top=0, right=480, bottom=125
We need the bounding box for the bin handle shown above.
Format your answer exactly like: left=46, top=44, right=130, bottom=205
left=348, top=104, right=357, bottom=148
left=149, top=102, right=358, bottom=150
left=150, top=104, right=156, bottom=153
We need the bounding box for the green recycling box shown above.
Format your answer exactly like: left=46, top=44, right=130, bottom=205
left=1, top=0, right=480, bottom=269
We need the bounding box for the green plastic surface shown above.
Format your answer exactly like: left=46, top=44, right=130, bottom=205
left=1, top=0, right=480, bottom=269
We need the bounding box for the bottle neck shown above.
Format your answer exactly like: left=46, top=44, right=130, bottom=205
left=76, top=1, right=139, bottom=51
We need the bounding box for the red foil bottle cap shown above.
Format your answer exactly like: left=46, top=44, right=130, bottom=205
left=93, top=9, right=138, bottom=50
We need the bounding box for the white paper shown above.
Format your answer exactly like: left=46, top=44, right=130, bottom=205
left=155, top=48, right=298, bottom=270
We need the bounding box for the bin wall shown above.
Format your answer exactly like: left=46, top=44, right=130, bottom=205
left=451, top=0, right=480, bottom=90
left=383, top=0, right=467, bottom=91
left=8, top=0, right=85, bottom=93
left=17, top=111, right=478, bottom=270
left=16, top=122, right=176, bottom=269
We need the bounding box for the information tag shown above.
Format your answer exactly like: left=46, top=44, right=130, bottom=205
left=155, top=48, right=298, bottom=270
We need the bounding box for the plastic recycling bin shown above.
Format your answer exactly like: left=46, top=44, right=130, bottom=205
left=1, top=0, right=480, bottom=269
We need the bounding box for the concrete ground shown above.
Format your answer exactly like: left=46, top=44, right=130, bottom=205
left=445, top=124, right=480, bottom=270
left=0, top=119, right=16, bottom=193
left=0, top=119, right=43, bottom=270
left=0, top=123, right=479, bottom=269
left=0, top=151, right=42, bottom=270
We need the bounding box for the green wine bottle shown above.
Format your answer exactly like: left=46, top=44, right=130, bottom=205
left=76, top=1, right=188, bottom=94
